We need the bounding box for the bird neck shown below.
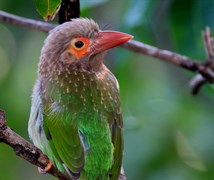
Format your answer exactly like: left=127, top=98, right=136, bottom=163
left=89, top=52, right=105, bottom=71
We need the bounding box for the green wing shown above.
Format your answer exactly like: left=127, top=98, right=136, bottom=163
left=109, top=111, right=123, bottom=180
left=43, top=107, right=85, bottom=178
left=102, top=70, right=123, bottom=180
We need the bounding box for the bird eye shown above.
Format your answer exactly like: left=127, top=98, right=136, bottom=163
left=74, top=41, right=84, bottom=48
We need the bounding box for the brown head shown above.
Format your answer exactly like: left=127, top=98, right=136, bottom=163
left=39, top=18, right=133, bottom=76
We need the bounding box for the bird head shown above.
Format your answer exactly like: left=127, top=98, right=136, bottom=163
left=39, top=18, right=133, bottom=74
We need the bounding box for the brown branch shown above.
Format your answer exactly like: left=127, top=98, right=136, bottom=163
left=189, top=27, right=214, bottom=94
left=0, top=109, right=68, bottom=180
left=0, top=10, right=56, bottom=32
left=0, top=11, right=212, bottom=75
left=189, top=74, right=207, bottom=95
left=123, top=40, right=214, bottom=84
left=123, top=40, right=200, bottom=71
left=2, top=10, right=214, bottom=88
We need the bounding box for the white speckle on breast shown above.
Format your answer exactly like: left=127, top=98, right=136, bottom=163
left=66, top=87, right=70, bottom=93
left=93, top=105, right=97, bottom=111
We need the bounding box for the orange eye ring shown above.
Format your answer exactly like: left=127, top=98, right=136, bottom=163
left=71, top=37, right=90, bottom=51
left=68, top=37, right=91, bottom=59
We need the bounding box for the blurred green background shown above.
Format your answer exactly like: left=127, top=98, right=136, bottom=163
left=1, top=0, right=214, bottom=179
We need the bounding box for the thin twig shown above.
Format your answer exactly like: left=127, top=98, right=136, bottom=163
left=203, top=27, right=214, bottom=60
left=0, top=110, right=68, bottom=180
left=189, top=27, right=214, bottom=94
left=189, top=74, right=207, bottom=95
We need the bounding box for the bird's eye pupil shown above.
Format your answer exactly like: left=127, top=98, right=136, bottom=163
left=74, top=41, right=84, bottom=48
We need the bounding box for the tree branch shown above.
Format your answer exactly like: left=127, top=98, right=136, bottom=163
left=122, top=39, right=214, bottom=85
left=189, top=74, right=207, bottom=95
left=0, top=10, right=56, bottom=32
left=0, top=109, right=68, bottom=180
left=189, top=27, right=214, bottom=94
left=1, top=10, right=214, bottom=92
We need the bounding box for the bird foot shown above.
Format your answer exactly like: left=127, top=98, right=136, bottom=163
left=38, top=161, right=53, bottom=174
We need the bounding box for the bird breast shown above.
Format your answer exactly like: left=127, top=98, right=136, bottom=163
left=41, top=64, right=120, bottom=115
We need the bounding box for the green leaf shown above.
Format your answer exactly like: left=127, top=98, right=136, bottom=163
left=34, top=0, right=62, bottom=21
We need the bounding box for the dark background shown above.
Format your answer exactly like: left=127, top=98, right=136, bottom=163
left=1, top=0, right=214, bottom=179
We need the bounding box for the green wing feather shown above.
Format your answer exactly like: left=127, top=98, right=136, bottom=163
left=105, top=71, right=124, bottom=179
left=109, top=111, right=123, bottom=179
left=43, top=108, right=85, bottom=176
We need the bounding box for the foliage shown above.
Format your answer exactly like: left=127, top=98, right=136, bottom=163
left=1, top=0, right=214, bottom=179
left=34, top=0, right=61, bottom=20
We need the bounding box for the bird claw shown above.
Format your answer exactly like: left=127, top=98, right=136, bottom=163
left=38, top=161, right=53, bottom=174
left=38, top=167, right=47, bottom=174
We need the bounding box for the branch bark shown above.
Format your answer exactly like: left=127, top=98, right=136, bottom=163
left=1, top=10, right=214, bottom=91
left=122, top=39, right=214, bottom=84
left=0, top=110, right=68, bottom=180
left=0, top=10, right=55, bottom=32
left=189, top=27, right=214, bottom=94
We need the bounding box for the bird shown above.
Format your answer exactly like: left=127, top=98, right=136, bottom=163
left=28, top=18, right=133, bottom=180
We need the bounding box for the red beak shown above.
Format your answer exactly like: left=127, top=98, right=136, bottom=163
left=91, top=31, right=133, bottom=55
